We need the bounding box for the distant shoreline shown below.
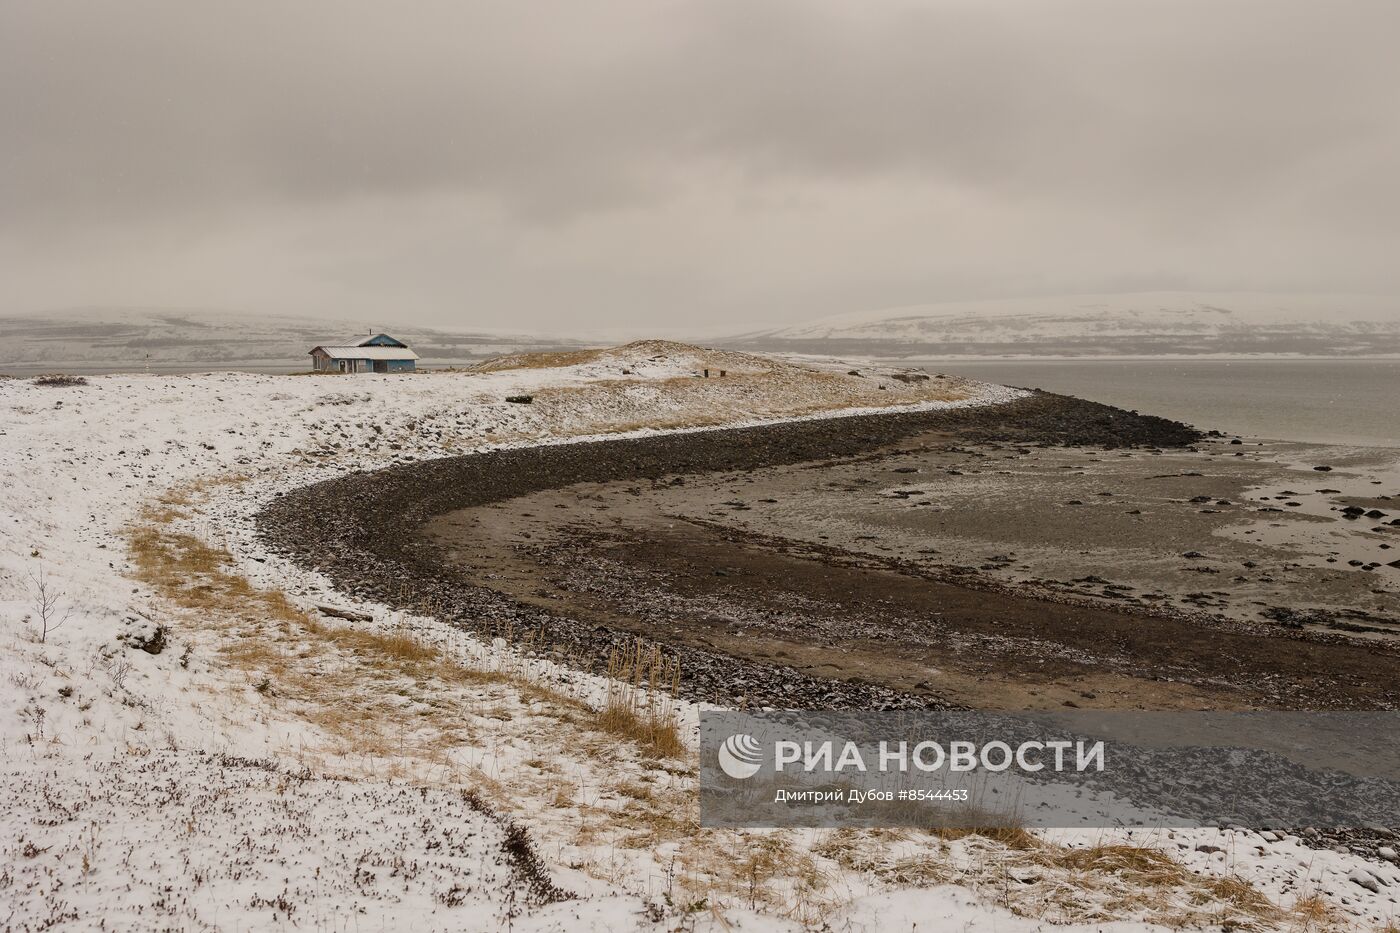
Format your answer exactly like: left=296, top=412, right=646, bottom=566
left=5, top=353, right=1400, bottom=378
left=768, top=354, right=1400, bottom=364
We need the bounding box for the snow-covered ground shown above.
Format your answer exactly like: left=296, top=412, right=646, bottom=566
left=2, top=348, right=1397, bottom=931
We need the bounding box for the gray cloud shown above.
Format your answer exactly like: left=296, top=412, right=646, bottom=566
left=2, top=0, right=1397, bottom=333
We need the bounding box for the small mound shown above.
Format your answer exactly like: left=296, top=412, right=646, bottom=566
left=473, top=338, right=999, bottom=430
left=471, top=339, right=783, bottom=376
left=469, top=347, right=610, bottom=372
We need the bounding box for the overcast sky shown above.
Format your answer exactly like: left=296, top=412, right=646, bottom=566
left=2, top=0, right=1397, bottom=336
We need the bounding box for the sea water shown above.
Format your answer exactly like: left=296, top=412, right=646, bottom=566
left=916, top=359, right=1399, bottom=448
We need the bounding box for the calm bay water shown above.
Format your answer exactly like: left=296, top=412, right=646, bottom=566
left=915, top=359, right=1399, bottom=448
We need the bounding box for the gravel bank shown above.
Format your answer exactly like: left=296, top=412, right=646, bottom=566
left=257, top=393, right=1206, bottom=708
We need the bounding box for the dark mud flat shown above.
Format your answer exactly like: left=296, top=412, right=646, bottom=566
left=258, top=393, right=1399, bottom=710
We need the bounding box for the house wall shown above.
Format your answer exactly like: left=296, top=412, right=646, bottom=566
left=310, top=351, right=415, bottom=372
left=318, top=356, right=369, bottom=372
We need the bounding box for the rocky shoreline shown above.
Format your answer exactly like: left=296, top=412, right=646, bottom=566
left=257, top=388, right=1400, bottom=713
left=259, top=392, right=1212, bottom=708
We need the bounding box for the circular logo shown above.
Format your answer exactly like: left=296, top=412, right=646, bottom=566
left=718, top=733, right=764, bottom=779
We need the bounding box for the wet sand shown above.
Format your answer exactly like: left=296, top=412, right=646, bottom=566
left=259, top=392, right=1400, bottom=711
left=660, top=435, right=1400, bottom=634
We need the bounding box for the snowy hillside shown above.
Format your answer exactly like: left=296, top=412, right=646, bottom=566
left=730, top=292, right=1400, bottom=359
left=4, top=349, right=1397, bottom=930
left=0, top=307, right=587, bottom=374
left=0, top=352, right=1014, bottom=931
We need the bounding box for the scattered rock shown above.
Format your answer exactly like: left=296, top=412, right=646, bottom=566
left=118, top=620, right=168, bottom=655
left=1348, top=868, right=1381, bottom=893
left=32, top=373, right=88, bottom=388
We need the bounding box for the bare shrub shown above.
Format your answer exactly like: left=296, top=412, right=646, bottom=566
left=26, top=566, right=71, bottom=643
left=106, top=654, right=133, bottom=690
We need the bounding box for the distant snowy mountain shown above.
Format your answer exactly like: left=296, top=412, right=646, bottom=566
left=727, top=292, right=1400, bottom=359
left=0, top=307, right=586, bottom=373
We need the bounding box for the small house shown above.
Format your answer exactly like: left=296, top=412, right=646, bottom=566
left=309, top=334, right=419, bottom=373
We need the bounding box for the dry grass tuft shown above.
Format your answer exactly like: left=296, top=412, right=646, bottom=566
left=1052, top=844, right=1188, bottom=888
left=935, top=823, right=1040, bottom=851
left=1036, top=844, right=1279, bottom=929
left=807, top=828, right=1281, bottom=930
left=672, top=830, right=835, bottom=924
left=1203, top=874, right=1274, bottom=914
left=1289, top=891, right=1340, bottom=932
left=599, top=639, right=686, bottom=761
left=127, top=481, right=688, bottom=774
